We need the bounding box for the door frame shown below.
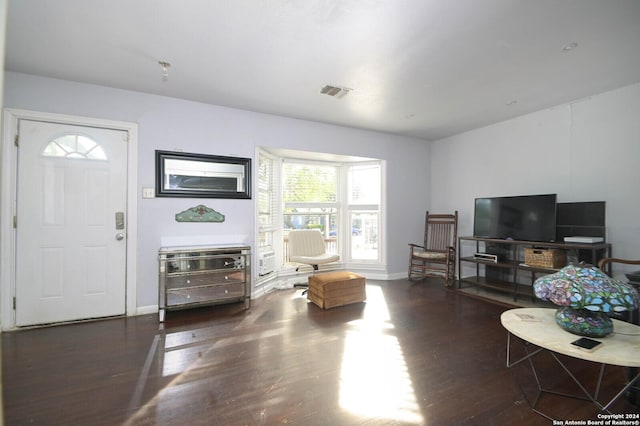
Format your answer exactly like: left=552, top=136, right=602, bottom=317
left=1, top=108, right=138, bottom=330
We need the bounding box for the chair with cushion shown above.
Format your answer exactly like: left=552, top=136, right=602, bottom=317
left=598, top=256, right=640, bottom=404
left=597, top=257, right=640, bottom=324
left=408, top=211, right=458, bottom=286
left=598, top=257, right=640, bottom=276
left=288, top=229, right=340, bottom=292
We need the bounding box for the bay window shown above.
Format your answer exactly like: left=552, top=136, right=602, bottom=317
left=256, top=148, right=382, bottom=283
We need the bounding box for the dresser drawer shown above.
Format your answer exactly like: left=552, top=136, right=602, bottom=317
left=166, top=255, right=243, bottom=274
left=166, top=270, right=245, bottom=290
left=167, top=283, right=245, bottom=306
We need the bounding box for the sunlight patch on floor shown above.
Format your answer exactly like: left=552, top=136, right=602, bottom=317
left=339, top=285, right=423, bottom=424
left=291, top=289, right=308, bottom=299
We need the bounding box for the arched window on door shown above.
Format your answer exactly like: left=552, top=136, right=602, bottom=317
left=42, top=134, right=107, bottom=160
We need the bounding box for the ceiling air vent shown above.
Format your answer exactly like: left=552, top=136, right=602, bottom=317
left=320, top=85, right=352, bottom=98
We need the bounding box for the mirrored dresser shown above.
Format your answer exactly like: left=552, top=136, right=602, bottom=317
left=158, top=244, right=251, bottom=321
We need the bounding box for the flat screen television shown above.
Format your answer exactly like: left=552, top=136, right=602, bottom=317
left=473, top=194, right=557, bottom=242
left=556, top=201, right=606, bottom=241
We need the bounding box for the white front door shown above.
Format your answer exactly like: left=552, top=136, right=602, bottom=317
left=15, top=119, right=128, bottom=326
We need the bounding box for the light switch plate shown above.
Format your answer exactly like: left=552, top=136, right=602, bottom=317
left=142, top=187, right=155, bottom=198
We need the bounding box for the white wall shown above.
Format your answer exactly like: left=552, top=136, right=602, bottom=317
left=3, top=72, right=430, bottom=309
left=430, top=82, right=640, bottom=273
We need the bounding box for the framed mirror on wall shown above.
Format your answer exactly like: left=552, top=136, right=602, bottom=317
left=155, top=150, right=251, bottom=199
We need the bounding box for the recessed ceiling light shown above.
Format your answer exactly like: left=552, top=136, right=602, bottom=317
left=562, top=42, right=579, bottom=52
left=158, top=61, right=171, bottom=82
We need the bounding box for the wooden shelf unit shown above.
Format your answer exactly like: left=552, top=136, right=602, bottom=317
left=158, top=244, right=251, bottom=321
left=458, top=236, right=612, bottom=301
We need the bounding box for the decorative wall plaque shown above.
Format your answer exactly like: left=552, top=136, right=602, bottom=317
left=175, top=205, right=225, bottom=222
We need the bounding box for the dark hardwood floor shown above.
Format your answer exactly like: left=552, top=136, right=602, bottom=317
left=2, top=278, right=638, bottom=425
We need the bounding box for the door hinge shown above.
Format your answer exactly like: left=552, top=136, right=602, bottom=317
left=13, top=297, right=16, bottom=310
left=14, top=133, right=19, bottom=147
left=13, top=215, right=17, bottom=228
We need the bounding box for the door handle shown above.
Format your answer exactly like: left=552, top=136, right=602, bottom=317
left=115, top=233, right=125, bottom=241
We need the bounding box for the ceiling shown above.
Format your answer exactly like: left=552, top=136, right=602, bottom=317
left=5, top=0, right=640, bottom=141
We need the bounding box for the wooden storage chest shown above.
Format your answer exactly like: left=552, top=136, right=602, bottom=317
left=308, top=271, right=366, bottom=309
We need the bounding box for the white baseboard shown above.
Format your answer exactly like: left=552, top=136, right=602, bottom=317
left=135, top=305, right=158, bottom=316
left=386, top=272, right=411, bottom=280
left=252, top=282, right=276, bottom=298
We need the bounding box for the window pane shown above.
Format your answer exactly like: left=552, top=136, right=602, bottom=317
left=258, top=156, right=273, bottom=228
left=351, top=211, right=378, bottom=260
left=42, top=134, right=107, bottom=161
left=43, top=142, right=66, bottom=157
left=77, top=135, right=96, bottom=153
left=283, top=163, right=337, bottom=203
left=258, top=230, right=273, bottom=249
left=86, top=146, right=107, bottom=160
left=283, top=207, right=338, bottom=262
left=284, top=207, right=337, bottom=239
left=348, top=164, right=380, bottom=204
left=56, top=135, right=78, bottom=154
left=257, top=152, right=276, bottom=252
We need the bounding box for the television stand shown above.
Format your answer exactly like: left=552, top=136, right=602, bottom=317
left=458, top=236, right=612, bottom=302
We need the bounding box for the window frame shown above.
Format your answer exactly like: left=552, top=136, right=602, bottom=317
left=343, top=161, right=383, bottom=264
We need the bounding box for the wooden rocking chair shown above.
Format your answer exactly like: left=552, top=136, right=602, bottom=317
left=408, top=211, right=458, bottom=286
left=597, top=257, right=640, bottom=404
